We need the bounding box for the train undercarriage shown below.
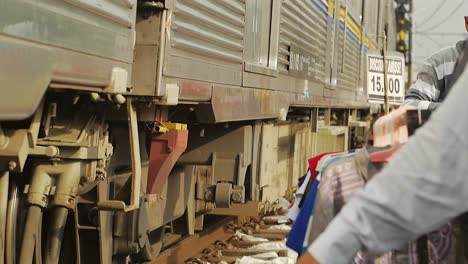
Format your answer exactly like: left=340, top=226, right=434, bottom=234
left=0, top=90, right=368, bottom=263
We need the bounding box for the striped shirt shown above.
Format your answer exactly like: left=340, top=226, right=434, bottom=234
left=404, top=40, right=465, bottom=110
left=308, top=148, right=453, bottom=263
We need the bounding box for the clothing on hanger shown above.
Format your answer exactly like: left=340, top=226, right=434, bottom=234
left=286, top=152, right=356, bottom=254
left=306, top=147, right=453, bottom=263
left=288, top=108, right=435, bottom=258
left=288, top=152, right=341, bottom=221
left=287, top=170, right=312, bottom=221
left=297, top=170, right=309, bottom=187
left=373, top=106, right=414, bottom=147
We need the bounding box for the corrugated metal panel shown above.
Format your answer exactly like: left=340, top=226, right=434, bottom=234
left=172, top=0, right=245, bottom=65
left=364, top=0, right=379, bottom=39
left=64, top=0, right=135, bottom=27
left=0, top=0, right=136, bottom=63
left=336, top=21, right=361, bottom=92
left=278, top=39, right=290, bottom=74
left=279, top=0, right=328, bottom=81
left=385, top=0, right=397, bottom=51
left=345, top=0, right=363, bottom=23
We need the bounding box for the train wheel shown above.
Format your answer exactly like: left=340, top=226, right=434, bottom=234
left=130, top=226, right=164, bottom=262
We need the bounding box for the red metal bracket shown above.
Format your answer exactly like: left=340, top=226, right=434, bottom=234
left=147, top=129, right=188, bottom=194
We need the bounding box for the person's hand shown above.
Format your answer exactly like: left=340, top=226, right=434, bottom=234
left=297, top=252, right=319, bottom=264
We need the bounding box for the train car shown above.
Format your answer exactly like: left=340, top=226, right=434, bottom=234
left=0, top=0, right=398, bottom=263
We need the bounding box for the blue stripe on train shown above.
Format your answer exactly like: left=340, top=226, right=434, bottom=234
left=306, top=0, right=366, bottom=49
left=309, top=0, right=329, bottom=18
left=339, top=21, right=360, bottom=46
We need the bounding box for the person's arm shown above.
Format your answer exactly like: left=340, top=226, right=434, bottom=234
left=403, top=64, right=441, bottom=110
left=404, top=44, right=461, bottom=110
left=404, top=84, right=441, bottom=110
left=301, top=60, right=468, bottom=264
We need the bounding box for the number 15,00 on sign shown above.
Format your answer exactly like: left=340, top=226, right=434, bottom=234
left=366, top=53, right=405, bottom=104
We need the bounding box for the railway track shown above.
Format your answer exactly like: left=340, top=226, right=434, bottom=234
left=153, top=204, right=296, bottom=264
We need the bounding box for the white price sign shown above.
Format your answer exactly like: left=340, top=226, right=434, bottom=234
left=366, top=51, right=405, bottom=104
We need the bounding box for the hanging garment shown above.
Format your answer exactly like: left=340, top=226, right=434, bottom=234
left=297, top=170, right=309, bottom=188
left=286, top=152, right=356, bottom=254
left=307, top=147, right=453, bottom=263
left=287, top=170, right=311, bottom=221
left=288, top=152, right=340, bottom=221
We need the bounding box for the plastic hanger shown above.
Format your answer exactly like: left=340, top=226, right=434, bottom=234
left=373, top=106, right=415, bottom=147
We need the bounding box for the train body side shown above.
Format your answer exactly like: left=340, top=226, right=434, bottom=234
left=0, top=0, right=136, bottom=120
left=133, top=0, right=396, bottom=124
